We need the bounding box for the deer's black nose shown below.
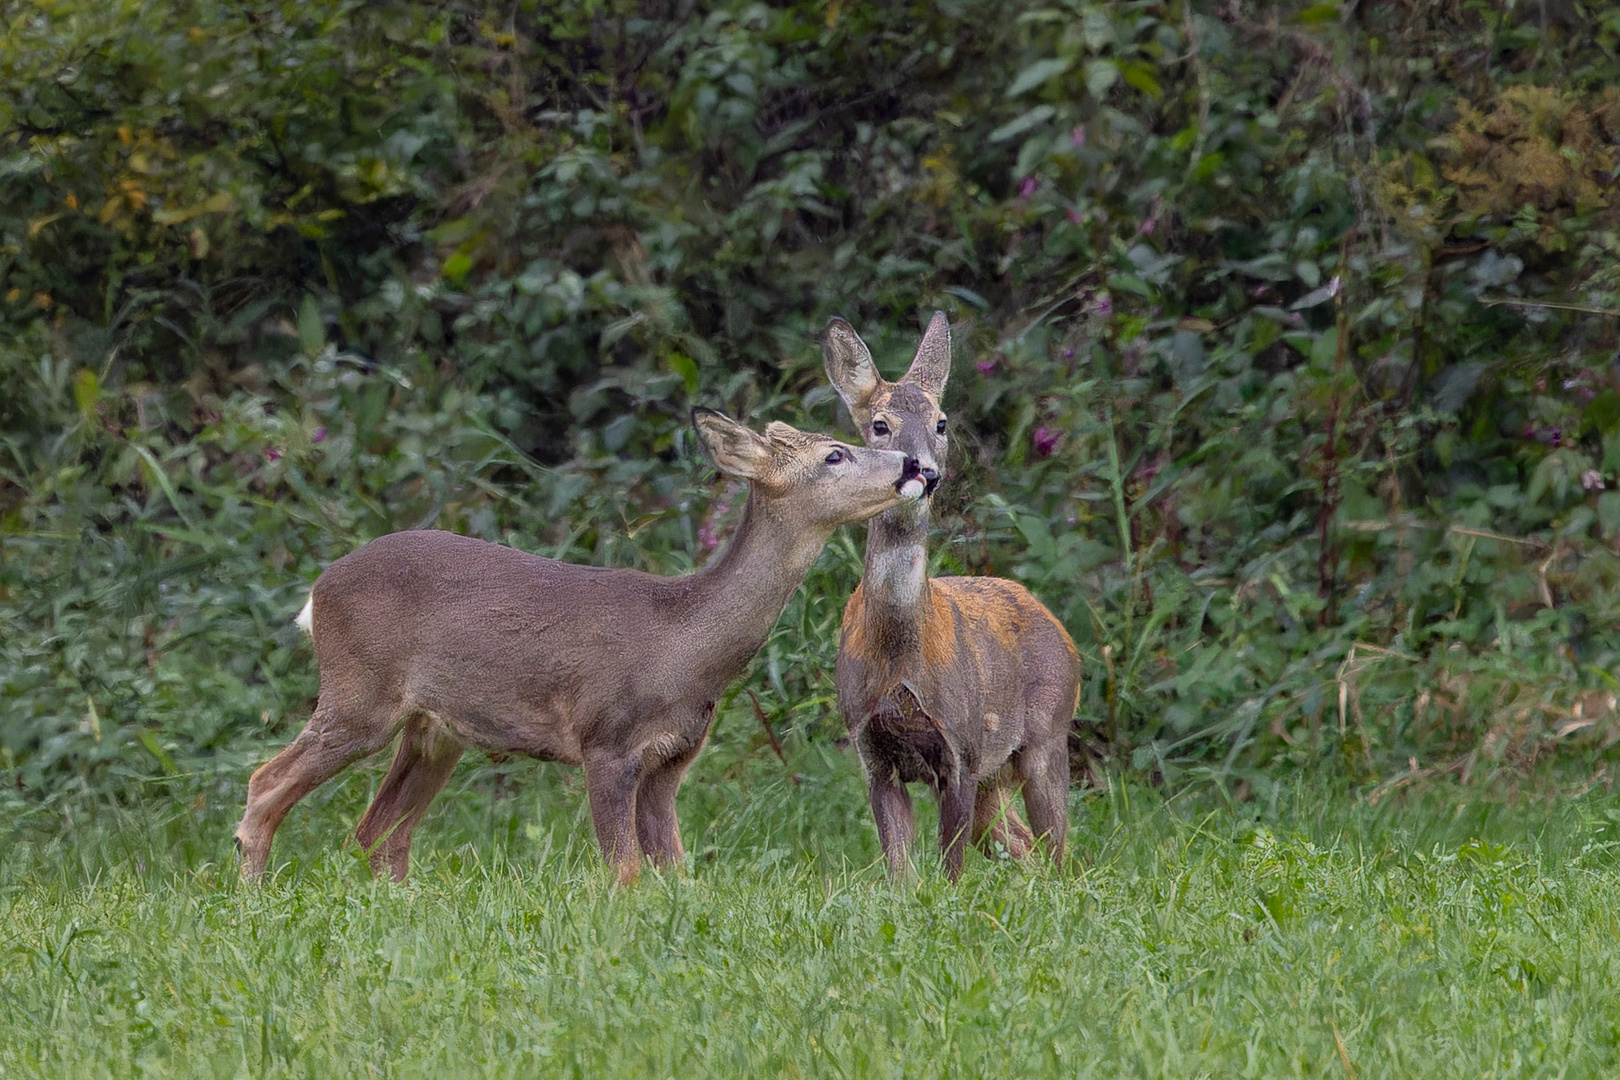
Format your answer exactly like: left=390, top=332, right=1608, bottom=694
left=895, top=456, right=924, bottom=494
left=919, top=467, right=940, bottom=496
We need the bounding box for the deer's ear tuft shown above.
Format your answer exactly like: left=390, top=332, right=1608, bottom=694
left=820, top=317, right=882, bottom=423
left=902, top=310, right=951, bottom=400
left=693, top=408, right=771, bottom=480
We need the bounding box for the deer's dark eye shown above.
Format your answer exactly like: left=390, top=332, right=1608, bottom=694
left=871, top=419, right=890, bottom=436
left=824, top=448, right=846, bottom=464
left=936, top=418, right=947, bottom=434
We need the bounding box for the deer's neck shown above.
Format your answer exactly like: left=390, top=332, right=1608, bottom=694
left=857, top=503, right=932, bottom=656
left=683, top=491, right=830, bottom=676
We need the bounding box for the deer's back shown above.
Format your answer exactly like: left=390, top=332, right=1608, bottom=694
left=312, top=530, right=662, bottom=651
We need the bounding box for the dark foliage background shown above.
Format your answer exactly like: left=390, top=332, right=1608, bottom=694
left=5, top=0, right=1620, bottom=813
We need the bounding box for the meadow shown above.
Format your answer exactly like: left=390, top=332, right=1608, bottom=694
left=7, top=3, right=1620, bottom=1076
left=6, top=714, right=1620, bottom=1080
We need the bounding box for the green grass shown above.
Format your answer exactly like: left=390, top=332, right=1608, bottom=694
left=6, top=719, right=1620, bottom=1079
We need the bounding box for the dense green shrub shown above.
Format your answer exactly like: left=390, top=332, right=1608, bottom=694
left=4, top=0, right=1620, bottom=804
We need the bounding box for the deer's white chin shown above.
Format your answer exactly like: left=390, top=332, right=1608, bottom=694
left=898, top=478, right=928, bottom=500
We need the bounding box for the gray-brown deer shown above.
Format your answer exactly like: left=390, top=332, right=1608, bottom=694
left=235, top=409, right=930, bottom=886
left=824, top=313, right=1081, bottom=881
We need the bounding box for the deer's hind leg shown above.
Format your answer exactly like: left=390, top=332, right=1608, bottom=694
left=235, top=694, right=402, bottom=881
left=972, top=779, right=1034, bottom=859
left=355, top=713, right=465, bottom=882
left=1014, top=738, right=1070, bottom=867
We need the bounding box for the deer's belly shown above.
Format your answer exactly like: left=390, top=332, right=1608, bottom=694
left=410, top=694, right=584, bottom=764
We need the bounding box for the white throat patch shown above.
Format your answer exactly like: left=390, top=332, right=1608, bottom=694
left=869, top=546, right=925, bottom=606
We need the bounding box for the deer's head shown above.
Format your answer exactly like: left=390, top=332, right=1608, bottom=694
left=820, top=311, right=951, bottom=501
left=691, top=408, right=925, bottom=530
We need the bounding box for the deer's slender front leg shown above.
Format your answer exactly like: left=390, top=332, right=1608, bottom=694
left=868, top=773, right=915, bottom=879
left=938, top=776, right=973, bottom=882
left=584, top=750, right=644, bottom=886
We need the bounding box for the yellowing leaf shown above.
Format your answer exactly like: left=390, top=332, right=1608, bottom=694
left=1121, top=61, right=1162, bottom=99
left=73, top=369, right=100, bottom=418
left=154, top=191, right=235, bottom=225
left=667, top=351, right=699, bottom=396
left=443, top=251, right=474, bottom=283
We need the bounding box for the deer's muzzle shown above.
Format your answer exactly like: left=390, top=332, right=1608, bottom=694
left=897, top=457, right=927, bottom=500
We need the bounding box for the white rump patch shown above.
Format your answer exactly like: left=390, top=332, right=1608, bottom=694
left=294, top=594, right=315, bottom=638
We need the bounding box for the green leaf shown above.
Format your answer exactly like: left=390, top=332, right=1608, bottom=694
left=442, top=251, right=474, bottom=284
left=297, top=295, right=325, bottom=356
left=988, top=105, right=1055, bottom=144
left=944, top=286, right=990, bottom=311
left=1298, top=3, right=1342, bottom=24
left=1120, top=61, right=1162, bottom=99
left=1012, top=509, right=1056, bottom=559
left=131, top=444, right=196, bottom=530
left=1006, top=56, right=1074, bottom=98
left=1086, top=60, right=1119, bottom=99
left=73, top=369, right=100, bottom=419
left=1585, top=390, right=1620, bottom=436
left=667, top=351, right=700, bottom=397
left=137, top=730, right=178, bottom=775
left=1310, top=328, right=1339, bottom=368
left=1106, top=272, right=1155, bottom=299
left=1599, top=492, right=1620, bottom=537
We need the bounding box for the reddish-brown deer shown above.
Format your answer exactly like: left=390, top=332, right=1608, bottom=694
left=824, top=313, right=1082, bottom=881
left=235, top=408, right=930, bottom=886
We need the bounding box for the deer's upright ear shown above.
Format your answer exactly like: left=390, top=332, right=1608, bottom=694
left=692, top=407, right=771, bottom=480
left=902, top=310, right=952, bottom=401
left=820, top=317, right=882, bottom=425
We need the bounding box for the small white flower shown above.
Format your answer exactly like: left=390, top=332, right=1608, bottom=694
left=1582, top=469, right=1605, bottom=491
